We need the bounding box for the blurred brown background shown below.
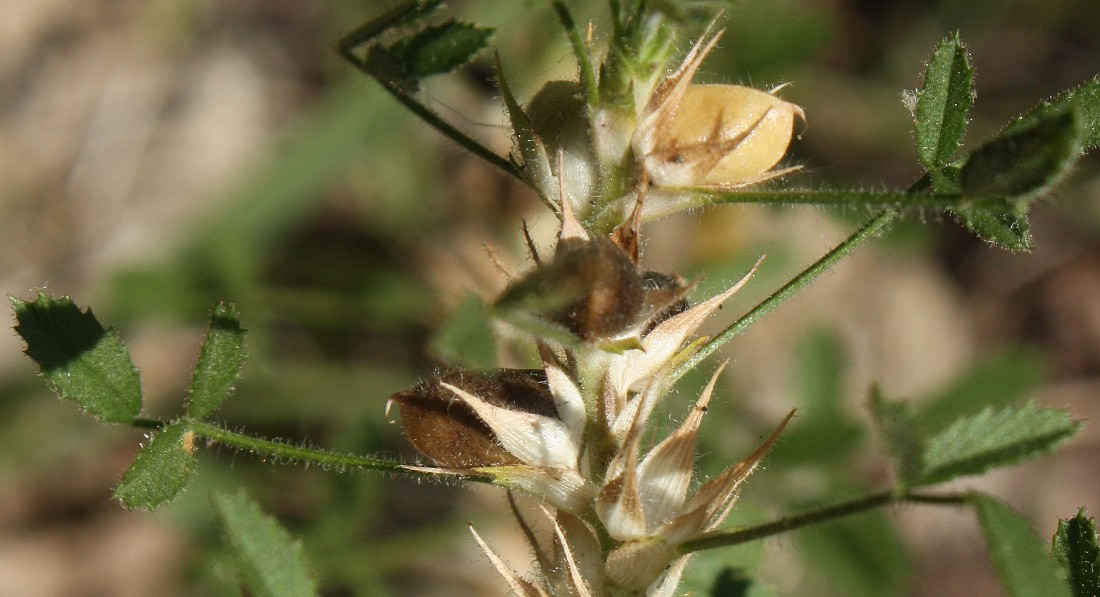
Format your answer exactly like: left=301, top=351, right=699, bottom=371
left=1, top=1, right=1098, bottom=595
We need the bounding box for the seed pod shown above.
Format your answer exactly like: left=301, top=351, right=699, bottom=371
left=389, top=369, right=555, bottom=468
left=496, top=236, right=645, bottom=341
left=642, top=84, right=803, bottom=188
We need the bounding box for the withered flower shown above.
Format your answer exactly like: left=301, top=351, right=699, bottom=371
left=386, top=20, right=799, bottom=597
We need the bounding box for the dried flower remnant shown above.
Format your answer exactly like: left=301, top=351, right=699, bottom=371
left=384, top=13, right=803, bottom=597
left=387, top=201, right=792, bottom=592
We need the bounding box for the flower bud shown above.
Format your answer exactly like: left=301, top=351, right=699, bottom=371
left=641, top=84, right=803, bottom=188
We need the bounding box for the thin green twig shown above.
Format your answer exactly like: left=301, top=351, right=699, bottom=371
left=337, top=11, right=523, bottom=182
left=190, top=421, right=407, bottom=473
left=677, top=489, right=968, bottom=555
left=694, top=189, right=1006, bottom=210
left=185, top=420, right=492, bottom=484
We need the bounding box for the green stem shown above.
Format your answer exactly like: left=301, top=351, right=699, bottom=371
left=695, top=189, right=1002, bottom=209
left=185, top=420, right=492, bottom=484
left=189, top=421, right=407, bottom=473
left=677, top=490, right=967, bottom=555
left=671, top=209, right=898, bottom=383
left=338, top=37, right=522, bottom=182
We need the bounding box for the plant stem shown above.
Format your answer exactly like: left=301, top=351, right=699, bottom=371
left=189, top=421, right=406, bottom=473
left=186, top=421, right=492, bottom=484
left=672, top=209, right=898, bottom=383
left=676, top=489, right=968, bottom=555
left=694, top=189, right=1004, bottom=209
left=339, top=46, right=522, bottom=182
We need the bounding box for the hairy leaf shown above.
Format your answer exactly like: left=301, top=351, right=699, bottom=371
left=214, top=491, right=318, bottom=597
left=961, top=104, right=1084, bottom=200
left=951, top=203, right=1033, bottom=251
left=186, top=303, right=246, bottom=419
left=388, top=20, right=493, bottom=79
left=869, top=388, right=924, bottom=491
left=115, top=422, right=196, bottom=510
left=972, top=494, right=1072, bottom=597
left=916, top=33, right=974, bottom=170
left=915, top=348, right=1045, bottom=435
left=919, top=403, right=1081, bottom=486
left=1005, top=77, right=1100, bottom=153
left=1052, top=508, right=1100, bottom=597
left=11, top=293, right=141, bottom=423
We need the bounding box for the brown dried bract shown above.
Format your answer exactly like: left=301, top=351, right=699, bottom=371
left=389, top=369, right=555, bottom=468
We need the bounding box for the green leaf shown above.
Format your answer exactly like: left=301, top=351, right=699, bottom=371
left=961, top=104, right=1084, bottom=200
left=868, top=387, right=924, bottom=491
left=971, top=494, right=1073, bottom=597
left=915, top=33, right=974, bottom=170
left=388, top=20, right=493, bottom=79
left=10, top=293, right=142, bottom=423
left=187, top=303, right=247, bottom=419
left=915, top=348, right=1045, bottom=435
left=1005, top=77, right=1100, bottom=153
left=114, top=422, right=196, bottom=510
left=951, top=202, right=1033, bottom=251
left=429, top=294, right=496, bottom=369
left=337, top=0, right=445, bottom=56
left=919, top=403, right=1081, bottom=486
left=214, top=491, right=318, bottom=597
left=1052, top=508, right=1100, bottom=597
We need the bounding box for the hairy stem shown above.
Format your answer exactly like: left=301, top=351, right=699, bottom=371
left=694, top=189, right=1005, bottom=209
left=190, top=421, right=408, bottom=473
left=677, top=489, right=968, bottom=555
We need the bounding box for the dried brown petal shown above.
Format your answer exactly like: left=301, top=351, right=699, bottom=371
left=389, top=369, right=554, bottom=468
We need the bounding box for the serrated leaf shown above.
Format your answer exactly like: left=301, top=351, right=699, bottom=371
left=971, top=494, right=1073, bottom=597
left=916, top=33, right=974, bottom=169
left=388, top=20, right=493, bottom=79
left=114, top=422, right=196, bottom=510
left=1005, top=77, right=1100, bottom=153
left=214, top=491, right=318, bottom=597
left=919, top=403, right=1081, bottom=486
left=187, top=303, right=246, bottom=419
left=869, top=387, right=924, bottom=491
left=951, top=203, right=1033, bottom=251
left=11, top=293, right=141, bottom=423
left=916, top=348, right=1045, bottom=434
left=961, top=104, right=1084, bottom=200
left=1052, top=508, right=1100, bottom=597
left=340, top=0, right=444, bottom=51
left=429, top=294, right=496, bottom=369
